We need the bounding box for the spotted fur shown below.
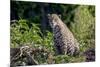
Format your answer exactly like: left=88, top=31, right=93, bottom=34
left=48, top=14, right=79, bottom=55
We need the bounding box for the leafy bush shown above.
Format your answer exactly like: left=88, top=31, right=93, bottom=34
left=70, top=6, right=95, bottom=52
left=10, top=19, right=54, bottom=49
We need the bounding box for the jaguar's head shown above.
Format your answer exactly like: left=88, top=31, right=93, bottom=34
left=47, top=14, right=61, bottom=28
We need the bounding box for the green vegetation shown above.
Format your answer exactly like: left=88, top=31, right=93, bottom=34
left=70, top=6, right=95, bottom=52
left=10, top=1, right=95, bottom=65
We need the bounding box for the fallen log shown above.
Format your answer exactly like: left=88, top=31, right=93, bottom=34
left=10, top=46, right=53, bottom=66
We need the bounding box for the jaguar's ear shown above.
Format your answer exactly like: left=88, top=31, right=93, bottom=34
left=58, top=14, right=61, bottom=19
left=47, top=14, right=50, bottom=17
left=47, top=14, right=51, bottom=19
